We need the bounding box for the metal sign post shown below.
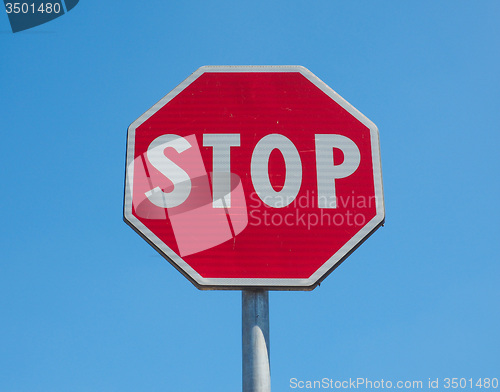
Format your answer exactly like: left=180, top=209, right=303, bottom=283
left=124, top=66, right=385, bottom=390
left=242, top=290, right=270, bottom=392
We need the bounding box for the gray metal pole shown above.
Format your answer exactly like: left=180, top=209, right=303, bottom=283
left=242, top=290, right=270, bottom=392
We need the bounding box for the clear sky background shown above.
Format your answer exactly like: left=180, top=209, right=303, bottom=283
left=1, top=1, right=499, bottom=391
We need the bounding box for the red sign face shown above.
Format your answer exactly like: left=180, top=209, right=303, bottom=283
left=124, top=66, right=384, bottom=290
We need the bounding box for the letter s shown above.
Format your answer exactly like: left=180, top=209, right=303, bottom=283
left=145, top=135, right=192, bottom=208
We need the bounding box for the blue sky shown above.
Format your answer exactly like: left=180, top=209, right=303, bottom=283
left=1, top=1, right=499, bottom=391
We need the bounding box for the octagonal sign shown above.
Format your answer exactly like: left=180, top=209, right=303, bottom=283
left=124, top=66, right=384, bottom=290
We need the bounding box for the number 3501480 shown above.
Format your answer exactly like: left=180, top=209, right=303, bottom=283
left=5, top=3, right=62, bottom=14
left=444, top=378, right=499, bottom=389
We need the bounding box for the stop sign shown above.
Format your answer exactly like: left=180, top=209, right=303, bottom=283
left=124, top=66, right=384, bottom=290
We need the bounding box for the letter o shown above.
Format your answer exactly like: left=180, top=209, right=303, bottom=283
left=251, top=134, right=302, bottom=208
